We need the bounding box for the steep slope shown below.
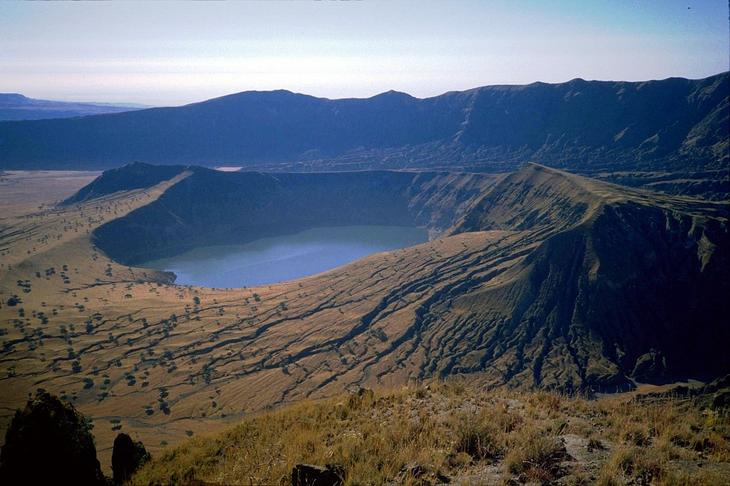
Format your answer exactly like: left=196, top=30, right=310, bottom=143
left=454, top=163, right=604, bottom=232
left=0, top=73, right=726, bottom=175
left=0, top=93, right=142, bottom=121
left=60, top=162, right=187, bottom=205
left=448, top=165, right=729, bottom=389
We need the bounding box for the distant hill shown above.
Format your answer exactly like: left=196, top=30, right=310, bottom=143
left=0, top=73, right=727, bottom=176
left=0, top=93, right=145, bottom=121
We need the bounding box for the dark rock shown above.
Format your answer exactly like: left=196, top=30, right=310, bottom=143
left=703, top=374, right=730, bottom=393
left=632, top=350, right=668, bottom=383
left=0, top=390, right=106, bottom=485
left=711, top=390, right=730, bottom=410
left=112, top=432, right=151, bottom=484
left=403, top=462, right=428, bottom=478
left=291, top=464, right=345, bottom=486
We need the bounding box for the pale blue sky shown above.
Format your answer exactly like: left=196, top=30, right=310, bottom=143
left=0, top=1, right=727, bottom=106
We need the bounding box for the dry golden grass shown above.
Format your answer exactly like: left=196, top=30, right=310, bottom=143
left=130, top=383, right=730, bottom=485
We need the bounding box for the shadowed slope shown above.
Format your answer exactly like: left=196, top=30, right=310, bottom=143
left=444, top=165, right=729, bottom=389
left=62, top=162, right=187, bottom=205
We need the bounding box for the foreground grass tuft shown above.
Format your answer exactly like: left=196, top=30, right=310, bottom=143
left=131, top=383, right=730, bottom=485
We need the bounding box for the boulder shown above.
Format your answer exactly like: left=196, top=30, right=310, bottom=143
left=291, top=464, right=345, bottom=486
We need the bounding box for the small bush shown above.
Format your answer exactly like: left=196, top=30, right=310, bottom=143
left=598, top=445, right=664, bottom=485
left=505, top=427, right=567, bottom=482
left=453, top=415, right=502, bottom=460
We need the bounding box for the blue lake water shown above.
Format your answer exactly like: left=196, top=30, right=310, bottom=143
left=142, top=225, right=427, bottom=288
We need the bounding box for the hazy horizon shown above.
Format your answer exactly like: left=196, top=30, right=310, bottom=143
left=1, top=1, right=728, bottom=106
left=3, top=69, right=730, bottom=109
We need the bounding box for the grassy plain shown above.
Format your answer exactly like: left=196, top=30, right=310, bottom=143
left=0, top=170, right=99, bottom=217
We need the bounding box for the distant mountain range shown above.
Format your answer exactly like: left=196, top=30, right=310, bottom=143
left=0, top=73, right=727, bottom=177
left=0, top=93, right=146, bottom=121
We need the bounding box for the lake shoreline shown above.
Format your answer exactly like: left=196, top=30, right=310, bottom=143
left=140, top=225, right=428, bottom=288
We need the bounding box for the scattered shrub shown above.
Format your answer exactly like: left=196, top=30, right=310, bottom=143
left=0, top=391, right=106, bottom=485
